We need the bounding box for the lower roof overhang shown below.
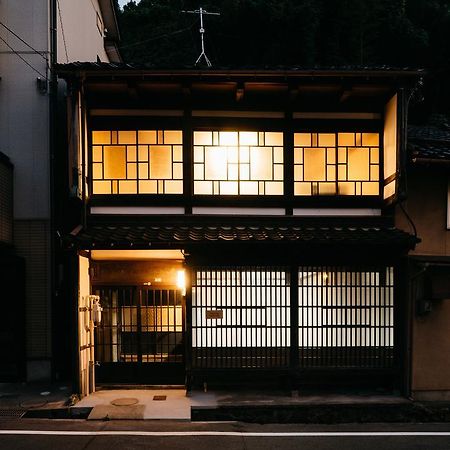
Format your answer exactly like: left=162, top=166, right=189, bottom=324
left=66, top=220, right=419, bottom=263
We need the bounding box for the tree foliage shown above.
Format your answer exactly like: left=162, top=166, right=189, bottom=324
left=118, top=0, right=449, bottom=67
left=117, top=0, right=450, bottom=113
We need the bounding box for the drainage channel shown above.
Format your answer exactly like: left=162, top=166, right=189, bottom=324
left=22, top=407, right=92, bottom=419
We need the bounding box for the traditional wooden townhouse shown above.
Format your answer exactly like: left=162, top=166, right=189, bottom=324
left=55, top=64, right=422, bottom=397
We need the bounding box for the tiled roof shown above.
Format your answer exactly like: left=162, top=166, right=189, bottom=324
left=55, top=62, right=424, bottom=76
left=68, top=224, right=417, bottom=249
left=408, top=124, right=450, bottom=162
left=409, top=125, right=450, bottom=142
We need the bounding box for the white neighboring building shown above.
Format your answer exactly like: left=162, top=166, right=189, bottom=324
left=0, top=0, right=120, bottom=381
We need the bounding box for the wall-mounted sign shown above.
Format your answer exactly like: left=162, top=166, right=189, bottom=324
left=206, top=310, right=223, bottom=320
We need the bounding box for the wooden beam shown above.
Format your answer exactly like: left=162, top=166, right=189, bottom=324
left=235, top=82, right=245, bottom=102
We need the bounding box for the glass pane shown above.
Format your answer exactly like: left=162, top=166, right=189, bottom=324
left=92, top=180, right=111, bottom=194
left=295, top=182, right=311, bottom=195
left=150, top=146, right=172, bottom=179
left=294, top=133, right=311, bottom=147
left=92, top=163, right=102, bottom=179
left=138, top=130, right=157, bottom=144
left=164, top=180, right=183, bottom=194
left=362, top=182, right=379, bottom=195
left=220, top=181, right=238, bottom=195
left=219, top=131, right=238, bottom=146
left=195, top=131, right=212, bottom=146
left=240, top=181, right=258, bottom=195
left=194, top=146, right=204, bottom=163
left=118, top=131, right=136, bottom=144
left=93, top=146, right=103, bottom=162
left=205, top=147, right=227, bottom=180
left=338, top=133, right=355, bottom=146
left=139, top=180, right=158, bottom=194
left=92, top=131, right=110, bottom=145
left=363, top=133, right=379, bottom=146
left=250, top=147, right=272, bottom=180
left=194, top=180, right=213, bottom=194
left=265, top=181, right=283, bottom=195
left=164, top=130, right=183, bottom=145
left=127, top=163, right=137, bottom=179
left=104, top=146, right=126, bottom=179
left=318, top=133, right=335, bottom=147
left=348, top=148, right=370, bottom=181
left=239, top=131, right=258, bottom=145
left=119, top=180, right=137, bottom=194
left=264, top=132, right=283, bottom=146
left=303, top=148, right=325, bottom=181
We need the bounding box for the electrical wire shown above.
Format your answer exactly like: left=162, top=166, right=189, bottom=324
left=119, top=23, right=196, bottom=50
left=0, top=20, right=49, bottom=63
left=56, top=0, right=69, bottom=63
left=0, top=34, right=47, bottom=79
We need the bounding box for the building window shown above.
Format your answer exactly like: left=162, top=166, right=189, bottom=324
left=193, top=131, right=284, bottom=195
left=298, top=267, right=394, bottom=368
left=294, top=132, right=380, bottom=196
left=192, top=267, right=290, bottom=368
left=91, top=130, right=183, bottom=195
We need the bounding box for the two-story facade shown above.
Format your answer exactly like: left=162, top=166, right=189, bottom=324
left=56, top=65, right=422, bottom=396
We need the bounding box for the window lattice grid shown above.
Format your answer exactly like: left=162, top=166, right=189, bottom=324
left=298, top=267, right=394, bottom=368
left=91, top=130, right=183, bottom=195
left=294, top=132, right=380, bottom=196
left=193, top=131, right=284, bottom=195
left=191, top=267, right=291, bottom=368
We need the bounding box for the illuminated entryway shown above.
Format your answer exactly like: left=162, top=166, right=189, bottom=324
left=88, top=250, right=186, bottom=385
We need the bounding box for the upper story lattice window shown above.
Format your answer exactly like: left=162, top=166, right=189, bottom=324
left=91, top=130, right=183, bottom=195
left=193, top=131, right=284, bottom=195
left=294, top=132, right=380, bottom=196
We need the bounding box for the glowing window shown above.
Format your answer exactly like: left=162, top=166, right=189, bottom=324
left=294, top=132, right=380, bottom=196
left=193, top=131, right=284, bottom=195
left=91, top=130, right=183, bottom=195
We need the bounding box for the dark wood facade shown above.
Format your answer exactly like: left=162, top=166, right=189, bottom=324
left=56, top=66, right=421, bottom=393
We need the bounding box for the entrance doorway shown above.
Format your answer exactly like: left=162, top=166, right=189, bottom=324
left=93, top=285, right=185, bottom=384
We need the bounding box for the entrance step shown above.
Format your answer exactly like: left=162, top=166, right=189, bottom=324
left=74, top=389, right=190, bottom=420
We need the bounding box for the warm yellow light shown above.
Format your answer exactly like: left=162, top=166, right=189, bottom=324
left=177, top=270, right=186, bottom=296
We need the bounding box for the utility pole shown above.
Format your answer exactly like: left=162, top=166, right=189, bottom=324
left=182, top=7, right=220, bottom=67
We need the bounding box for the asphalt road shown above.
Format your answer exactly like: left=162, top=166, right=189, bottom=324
left=1, top=420, right=450, bottom=449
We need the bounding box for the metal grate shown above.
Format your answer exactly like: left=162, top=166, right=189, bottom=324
left=95, top=286, right=184, bottom=364
left=0, top=408, right=26, bottom=418
left=298, top=267, right=394, bottom=368
left=191, top=267, right=290, bottom=369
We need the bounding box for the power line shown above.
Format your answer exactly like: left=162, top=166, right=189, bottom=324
left=0, top=20, right=49, bottom=64
left=56, top=0, right=69, bottom=62
left=0, top=34, right=47, bottom=79
left=119, top=23, right=196, bottom=50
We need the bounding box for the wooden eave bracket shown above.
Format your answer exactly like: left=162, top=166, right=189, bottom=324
left=235, top=82, right=245, bottom=102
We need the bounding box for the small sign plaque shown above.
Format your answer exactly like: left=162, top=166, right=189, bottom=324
left=206, top=310, right=223, bottom=320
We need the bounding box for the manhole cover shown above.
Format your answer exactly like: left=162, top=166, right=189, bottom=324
left=110, top=398, right=139, bottom=406
left=153, top=395, right=167, bottom=401
left=0, top=409, right=26, bottom=418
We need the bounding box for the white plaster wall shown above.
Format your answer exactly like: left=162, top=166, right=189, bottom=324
left=57, top=0, right=110, bottom=63
left=0, top=0, right=50, bottom=219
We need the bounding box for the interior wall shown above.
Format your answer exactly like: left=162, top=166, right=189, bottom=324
left=91, top=259, right=184, bottom=286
